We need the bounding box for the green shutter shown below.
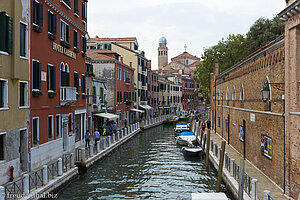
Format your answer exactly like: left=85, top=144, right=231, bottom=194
left=38, top=62, right=41, bottom=90
left=52, top=14, right=57, bottom=34
left=38, top=3, right=43, bottom=27
left=7, top=16, right=13, bottom=54
left=52, top=66, right=56, bottom=91
left=48, top=11, right=51, bottom=32
left=0, top=12, right=7, bottom=52
left=20, top=23, right=26, bottom=57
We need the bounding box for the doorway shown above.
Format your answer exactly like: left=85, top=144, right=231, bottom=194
left=19, top=129, right=28, bottom=172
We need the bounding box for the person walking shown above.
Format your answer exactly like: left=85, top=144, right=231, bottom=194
left=112, top=122, right=117, bottom=134
left=85, top=131, right=90, bottom=148
left=93, top=129, right=100, bottom=144
left=103, top=123, right=107, bottom=136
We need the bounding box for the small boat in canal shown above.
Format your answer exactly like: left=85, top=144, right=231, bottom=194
left=176, top=132, right=196, bottom=146
left=174, top=123, right=190, bottom=134
left=179, top=115, right=190, bottom=122
left=163, top=115, right=179, bottom=124
left=182, top=146, right=202, bottom=157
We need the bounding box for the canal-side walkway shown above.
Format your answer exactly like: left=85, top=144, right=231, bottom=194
left=0, top=116, right=168, bottom=200
left=207, top=130, right=290, bottom=200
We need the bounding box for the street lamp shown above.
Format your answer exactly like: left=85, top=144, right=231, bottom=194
left=261, top=86, right=270, bottom=102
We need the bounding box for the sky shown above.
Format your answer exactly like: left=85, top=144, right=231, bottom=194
left=87, top=0, right=286, bottom=70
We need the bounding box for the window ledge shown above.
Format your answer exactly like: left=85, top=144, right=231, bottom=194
left=19, top=106, right=29, bottom=109
left=60, top=40, right=71, bottom=48
left=48, top=33, right=56, bottom=40
left=0, top=51, right=9, bottom=55
left=60, top=0, right=71, bottom=9
left=74, top=13, right=79, bottom=18
left=0, top=107, right=9, bottom=111
left=33, top=24, right=43, bottom=33
left=20, top=56, right=28, bottom=60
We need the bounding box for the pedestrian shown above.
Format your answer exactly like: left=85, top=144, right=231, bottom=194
left=206, top=119, right=211, bottom=130
left=201, top=121, right=206, bottom=132
left=85, top=131, right=90, bottom=148
left=112, top=122, right=117, bottom=134
left=103, top=123, right=106, bottom=136
left=124, top=119, right=127, bottom=127
left=93, top=129, right=100, bottom=144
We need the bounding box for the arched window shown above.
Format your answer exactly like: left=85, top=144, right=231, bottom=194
left=232, top=86, right=236, bottom=101
left=240, top=84, right=244, bottom=101
left=226, top=87, right=229, bottom=101
left=61, top=63, right=70, bottom=86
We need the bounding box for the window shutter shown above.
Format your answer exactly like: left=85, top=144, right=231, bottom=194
left=74, top=30, right=77, bottom=48
left=47, top=65, right=50, bottom=90
left=0, top=12, right=7, bottom=52
left=20, top=23, right=25, bottom=57
left=52, top=66, right=56, bottom=91
left=52, top=14, right=57, bottom=34
left=38, top=62, right=41, bottom=90
left=7, top=16, right=13, bottom=54
left=81, top=2, right=85, bottom=20
left=66, top=25, right=70, bottom=43
left=38, top=3, right=43, bottom=27
left=48, top=11, right=51, bottom=32
left=66, top=72, right=70, bottom=86
left=32, top=0, right=36, bottom=24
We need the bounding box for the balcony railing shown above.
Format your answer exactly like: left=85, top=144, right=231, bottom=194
left=126, top=100, right=132, bottom=106
left=60, top=87, right=77, bottom=105
left=126, top=78, right=131, bottom=84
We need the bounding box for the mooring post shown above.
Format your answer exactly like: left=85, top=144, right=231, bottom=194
left=238, top=158, right=245, bottom=200
left=0, top=186, right=5, bottom=200
left=251, top=179, right=258, bottom=200
left=216, top=141, right=226, bottom=192
left=205, top=129, right=210, bottom=167
left=263, top=190, right=271, bottom=200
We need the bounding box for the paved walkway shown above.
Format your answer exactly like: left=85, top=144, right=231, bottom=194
left=210, top=130, right=290, bottom=200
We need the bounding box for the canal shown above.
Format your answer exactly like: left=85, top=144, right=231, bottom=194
left=57, top=125, right=234, bottom=199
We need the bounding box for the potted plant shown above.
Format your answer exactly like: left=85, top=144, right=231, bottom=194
left=48, top=91, right=56, bottom=98
left=32, top=90, right=43, bottom=97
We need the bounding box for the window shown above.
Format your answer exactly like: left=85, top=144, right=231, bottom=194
left=68, top=113, right=73, bottom=134
left=0, top=133, right=4, bottom=160
left=19, top=81, right=28, bottom=107
left=92, top=86, right=96, bottom=103
left=32, top=60, right=41, bottom=90
left=261, top=135, right=272, bottom=159
left=87, top=88, right=90, bottom=104
left=239, top=125, right=244, bottom=142
left=32, top=0, right=43, bottom=27
left=48, top=115, right=53, bottom=140
left=232, top=86, right=236, bottom=101
left=47, top=64, right=56, bottom=91
left=81, top=35, right=86, bottom=52
left=61, top=62, right=70, bottom=86
left=56, top=115, right=61, bottom=138
left=47, top=11, right=57, bottom=35
left=226, top=87, right=229, bottom=101
left=74, top=30, right=79, bottom=49
left=61, top=0, right=71, bottom=8
left=119, top=69, right=122, bottom=80
left=60, top=20, right=70, bottom=44
left=240, top=84, right=244, bottom=101
left=0, top=12, right=13, bottom=54
left=74, top=0, right=79, bottom=15
left=20, top=22, right=28, bottom=57
left=82, top=2, right=86, bottom=22
left=81, top=74, right=86, bottom=94
left=100, top=88, right=104, bottom=103
left=74, top=72, right=79, bottom=93
left=32, top=117, right=39, bottom=145
left=0, top=79, right=8, bottom=109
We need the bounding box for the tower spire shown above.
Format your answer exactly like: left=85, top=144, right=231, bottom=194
left=184, top=44, right=187, bottom=52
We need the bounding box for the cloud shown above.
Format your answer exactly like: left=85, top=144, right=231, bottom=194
left=87, top=0, right=285, bottom=69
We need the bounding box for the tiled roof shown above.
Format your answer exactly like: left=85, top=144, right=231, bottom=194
left=86, top=50, right=116, bottom=62
left=88, top=37, right=137, bottom=43
left=171, top=52, right=200, bottom=61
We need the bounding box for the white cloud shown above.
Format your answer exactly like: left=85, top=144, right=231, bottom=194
left=87, top=0, right=286, bottom=69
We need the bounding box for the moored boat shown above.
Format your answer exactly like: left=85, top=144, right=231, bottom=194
left=176, top=132, right=196, bottom=146
left=182, top=146, right=202, bottom=157
left=174, top=123, right=190, bottom=133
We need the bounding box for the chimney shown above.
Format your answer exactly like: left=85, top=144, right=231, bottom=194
left=120, top=57, right=123, bottom=63
left=129, top=62, right=132, bottom=67
left=148, top=60, right=152, bottom=70
left=214, top=58, right=219, bottom=76
left=95, top=35, right=99, bottom=38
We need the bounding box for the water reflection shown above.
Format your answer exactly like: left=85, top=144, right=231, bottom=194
left=57, top=125, right=233, bottom=199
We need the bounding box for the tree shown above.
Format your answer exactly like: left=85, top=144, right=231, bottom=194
left=246, top=16, right=284, bottom=53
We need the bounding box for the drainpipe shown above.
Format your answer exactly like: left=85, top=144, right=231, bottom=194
left=283, top=95, right=285, bottom=194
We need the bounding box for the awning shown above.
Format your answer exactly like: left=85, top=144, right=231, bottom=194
left=130, top=108, right=144, bottom=113
left=94, top=113, right=119, bottom=120
left=139, top=105, right=153, bottom=110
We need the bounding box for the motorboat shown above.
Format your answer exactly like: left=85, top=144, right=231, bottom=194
left=182, top=146, right=202, bottom=157
left=174, top=123, right=190, bottom=134
left=163, top=115, right=179, bottom=124
left=176, top=132, right=196, bottom=146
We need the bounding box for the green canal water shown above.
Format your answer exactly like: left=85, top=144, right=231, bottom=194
left=57, top=125, right=234, bottom=199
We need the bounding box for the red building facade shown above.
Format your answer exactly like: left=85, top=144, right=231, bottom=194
left=182, top=77, right=197, bottom=113
left=148, top=70, right=159, bottom=116
left=30, top=0, right=87, bottom=170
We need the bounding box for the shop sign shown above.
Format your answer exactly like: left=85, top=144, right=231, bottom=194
left=52, top=42, right=76, bottom=59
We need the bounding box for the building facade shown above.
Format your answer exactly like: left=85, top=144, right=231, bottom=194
left=86, top=49, right=135, bottom=127
left=182, top=77, right=197, bottom=113
left=210, top=37, right=286, bottom=194
left=30, top=0, right=88, bottom=170
left=0, top=0, right=31, bottom=184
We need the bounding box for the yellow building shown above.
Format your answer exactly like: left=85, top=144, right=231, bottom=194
left=0, top=0, right=30, bottom=184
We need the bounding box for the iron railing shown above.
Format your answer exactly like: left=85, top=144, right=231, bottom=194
left=5, top=178, right=23, bottom=199
left=47, top=160, right=59, bottom=180
left=29, top=168, right=43, bottom=192
left=62, top=154, right=71, bottom=173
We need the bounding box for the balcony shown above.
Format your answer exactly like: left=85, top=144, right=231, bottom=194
left=126, top=100, right=132, bottom=106
left=125, top=78, right=131, bottom=85
left=60, top=87, right=77, bottom=105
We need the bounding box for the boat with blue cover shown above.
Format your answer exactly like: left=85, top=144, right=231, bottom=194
left=175, top=132, right=196, bottom=146
left=174, top=123, right=190, bottom=133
